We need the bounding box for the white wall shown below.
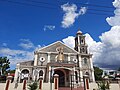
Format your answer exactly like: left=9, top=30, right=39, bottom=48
left=0, top=83, right=23, bottom=90
left=89, top=82, right=120, bottom=90
left=0, top=82, right=119, bottom=90
left=0, top=82, right=54, bottom=90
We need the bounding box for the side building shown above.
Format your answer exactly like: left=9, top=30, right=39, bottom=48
left=14, top=30, right=95, bottom=87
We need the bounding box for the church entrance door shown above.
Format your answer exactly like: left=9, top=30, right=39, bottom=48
left=54, top=70, right=65, bottom=87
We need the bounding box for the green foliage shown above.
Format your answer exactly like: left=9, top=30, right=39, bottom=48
left=28, top=81, right=38, bottom=90
left=94, top=66, right=103, bottom=81
left=0, top=57, right=10, bottom=75
left=97, top=80, right=110, bottom=90
left=7, top=69, right=15, bottom=74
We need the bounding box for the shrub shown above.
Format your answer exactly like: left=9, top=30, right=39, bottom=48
left=28, top=81, right=38, bottom=90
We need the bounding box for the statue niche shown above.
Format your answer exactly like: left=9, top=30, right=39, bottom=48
left=56, top=47, right=64, bottom=62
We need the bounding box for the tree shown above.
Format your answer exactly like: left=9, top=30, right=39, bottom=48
left=0, top=57, right=10, bottom=75
left=94, top=66, right=103, bottom=81
left=97, top=80, right=110, bottom=90
left=28, top=81, right=38, bottom=90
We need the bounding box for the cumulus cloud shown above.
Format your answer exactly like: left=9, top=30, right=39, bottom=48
left=96, top=26, right=120, bottom=69
left=0, top=39, right=43, bottom=67
left=43, top=25, right=55, bottom=31
left=19, top=39, right=35, bottom=49
left=0, top=47, right=34, bottom=65
left=62, top=36, right=75, bottom=48
left=106, top=0, right=120, bottom=26
left=62, top=28, right=120, bottom=69
left=61, top=3, right=87, bottom=28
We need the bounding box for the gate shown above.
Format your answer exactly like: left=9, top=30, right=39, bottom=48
left=58, top=75, right=84, bottom=90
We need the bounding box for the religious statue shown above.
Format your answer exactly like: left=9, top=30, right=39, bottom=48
left=57, top=46, right=64, bottom=62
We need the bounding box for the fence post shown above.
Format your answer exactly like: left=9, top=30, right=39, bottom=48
left=22, top=77, right=27, bottom=90
left=83, top=75, right=89, bottom=90
left=5, top=76, right=13, bottom=90
left=39, top=76, right=43, bottom=90
left=54, top=74, right=59, bottom=90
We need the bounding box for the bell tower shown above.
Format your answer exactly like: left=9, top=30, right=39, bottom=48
left=75, top=29, right=88, bottom=54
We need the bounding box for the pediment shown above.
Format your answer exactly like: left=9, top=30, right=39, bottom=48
left=37, top=41, right=78, bottom=54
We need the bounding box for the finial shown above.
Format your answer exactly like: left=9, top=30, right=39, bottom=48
left=77, top=29, right=82, bottom=35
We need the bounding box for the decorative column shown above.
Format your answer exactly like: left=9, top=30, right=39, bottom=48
left=77, top=34, right=81, bottom=52
left=90, top=57, right=95, bottom=82
left=48, top=66, right=51, bottom=83
left=39, top=76, right=43, bottom=90
left=5, top=76, right=13, bottom=90
left=47, top=52, right=51, bottom=63
left=14, top=63, right=20, bottom=82
left=83, top=75, right=90, bottom=90
left=68, top=54, right=70, bottom=63
left=54, top=74, right=59, bottom=90
left=34, top=52, right=38, bottom=66
left=22, top=77, right=27, bottom=90
left=33, top=68, right=38, bottom=81
left=78, top=55, right=83, bottom=81
left=73, top=67, right=76, bottom=88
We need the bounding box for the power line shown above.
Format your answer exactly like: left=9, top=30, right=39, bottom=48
left=1, top=0, right=58, bottom=9
left=28, top=0, right=114, bottom=13
left=0, top=0, right=116, bottom=16
left=87, top=12, right=114, bottom=16
left=28, top=0, right=59, bottom=7
left=27, top=0, right=114, bottom=14
left=56, top=0, right=114, bottom=9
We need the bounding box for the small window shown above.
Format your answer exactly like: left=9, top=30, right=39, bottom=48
left=82, top=48, right=85, bottom=53
left=83, top=58, right=87, bottom=64
left=39, top=70, right=43, bottom=76
left=85, top=72, right=89, bottom=76
left=81, top=39, right=84, bottom=44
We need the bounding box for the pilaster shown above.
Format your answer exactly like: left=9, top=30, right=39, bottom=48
left=47, top=52, right=51, bottom=63
left=90, top=57, right=95, bottom=82
left=34, top=52, right=38, bottom=66
left=78, top=55, right=83, bottom=81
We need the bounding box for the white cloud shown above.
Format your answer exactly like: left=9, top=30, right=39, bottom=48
left=62, top=0, right=120, bottom=69
left=62, top=28, right=120, bottom=69
left=62, top=36, right=75, bottom=48
left=0, top=47, right=34, bottom=65
left=94, top=26, right=120, bottom=69
left=19, top=39, right=35, bottom=49
left=106, top=0, right=120, bottom=26
left=61, top=3, right=87, bottom=28
left=0, top=40, right=43, bottom=66
left=43, top=25, right=55, bottom=31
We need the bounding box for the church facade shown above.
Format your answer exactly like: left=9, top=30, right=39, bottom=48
left=14, top=30, right=95, bottom=87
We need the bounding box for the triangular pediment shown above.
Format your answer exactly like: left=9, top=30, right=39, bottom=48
left=38, top=41, right=78, bottom=54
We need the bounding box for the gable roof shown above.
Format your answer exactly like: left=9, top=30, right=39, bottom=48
left=37, top=41, right=78, bottom=54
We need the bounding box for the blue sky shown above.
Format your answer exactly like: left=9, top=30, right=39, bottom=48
left=1, top=0, right=120, bottom=70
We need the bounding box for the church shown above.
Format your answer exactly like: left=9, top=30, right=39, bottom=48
left=14, top=30, right=95, bottom=87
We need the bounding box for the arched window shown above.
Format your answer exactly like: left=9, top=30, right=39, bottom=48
left=39, top=70, right=43, bottom=76
left=85, top=72, right=89, bottom=76
left=81, top=39, right=84, bottom=44
left=21, top=69, right=29, bottom=74
left=21, top=69, right=29, bottom=82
